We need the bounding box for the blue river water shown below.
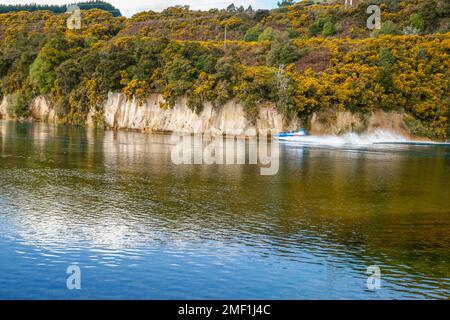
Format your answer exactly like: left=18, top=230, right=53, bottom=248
left=0, top=120, right=449, bottom=299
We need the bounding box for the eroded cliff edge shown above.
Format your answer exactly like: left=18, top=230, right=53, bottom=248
left=0, top=93, right=423, bottom=138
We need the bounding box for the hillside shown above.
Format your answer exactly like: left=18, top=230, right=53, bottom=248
left=121, top=0, right=449, bottom=40
left=0, top=0, right=449, bottom=139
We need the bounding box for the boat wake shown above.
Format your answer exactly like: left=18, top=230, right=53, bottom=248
left=276, top=129, right=449, bottom=147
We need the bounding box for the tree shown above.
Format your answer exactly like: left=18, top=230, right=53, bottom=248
left=9, top=83, right=33, bottom=119
left=421, top=0, right=439, bottom=31
left=215, top=56, right=237, bottom=81
left=226, top=3, right=236, bottom=13
left=133, top=39, right=168, bottom=80
left=410, top=13, right=425, bottom=32
left=266, top=36, right=302, bottom=67
left=322, top=21, right=336, bottom=37
left=309, top=17, right=334, bottom=37
left=0, top=1, right=122, bottom=16
left=258, top=27, right=277, bottom=42
left=56, top=59, right=82, bottom=95
left=30, top=37, right=69, bottom=94
left=378, top=48, right=396, bottom=93
left=94, top=42, right=136, bottom=93
left=254, top=9, right=270, bottom=22
left=277, top=0, right=295, bottom=8
left=244, top=24, right=264, bottom=42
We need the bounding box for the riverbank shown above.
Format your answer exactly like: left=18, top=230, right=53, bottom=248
left=0, top=93, right=437, bottom=140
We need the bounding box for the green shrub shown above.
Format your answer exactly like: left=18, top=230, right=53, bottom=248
left=266, top=37, right=302, bottom=67
left=258, top=27, right=277, bottom=42
left=410, top=13, right=425, bottom=32
left=8, top=87, right=32, bottom=119
left=376, top=21, right=400, bottom=35
left=244, top=24, right=264, bottom=42
left=322, top=22, right=336, bottom=37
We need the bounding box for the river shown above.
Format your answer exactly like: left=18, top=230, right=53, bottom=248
left=0, top=120, right=449, bottom=299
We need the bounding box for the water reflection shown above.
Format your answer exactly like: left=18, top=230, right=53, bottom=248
left=0, top=120, right=449, bottom=299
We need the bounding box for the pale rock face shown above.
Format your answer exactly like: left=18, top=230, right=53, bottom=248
left=366, top=111, right=409, bottom=136
left=86, top=108, right=96, bottom=127
left=310, top=109, right=410, bottom=136
left=2, top=92, right=413, bottom=138
left=0, top=96, right=8, bottom=119
left=47, top=109, right=57, bottom=123
left=103, top=92, right=288, bottom=135
left=29, top=96, right=51, bottom=121
left=1, top=95, right=56, bottom=122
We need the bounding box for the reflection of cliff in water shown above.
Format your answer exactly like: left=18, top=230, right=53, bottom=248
left=1, top=120, right=449, bottom=298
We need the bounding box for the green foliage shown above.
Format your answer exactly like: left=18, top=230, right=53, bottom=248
left=0, top=1, right=122, bottom=16
left=266, top=35, right=302, bottom=67
left=376, top=21, right=400, bottom=35
left=378, top=48, right=396, bottom=97
left=322, top=22, right=336, bottom=37
left=30, top=37, right=69, bottom=94
left=226, top=4, right=236, bottom=13
left=244, top=24, right=264, bottom=42
left=258, top=27, right=277, bottom=42
left=8, top=82, right=34, bottom=119
left=309, top=18, right=326, bottom=37
left=77, top=1, right=121, bottom=16
left=287, top=27, right=300, bottom=39
left=94, top=43, right=136, bottom=93
left=278, top=0, right=295, bottom=8
left=254, top=9, right=270, bottom=22
left=421, top=0, right=439, bottom=31
left=56, top=59, right=82, bottom=95
left=410, top=14, right=425, bottom=32
left=235, top=66, right=278, bottom=123
left=309, top=16, right=336, bottom=37
left=0, top=2, right=448, bottom=138
left=385, top=0, right=400, bottom=11
left=379, top=48, right=396, bottom=68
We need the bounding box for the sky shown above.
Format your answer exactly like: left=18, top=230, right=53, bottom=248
left=1, top=0, right=279, bottom=17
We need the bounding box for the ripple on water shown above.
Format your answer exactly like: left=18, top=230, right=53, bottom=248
left=1, top=121, right=450, bottom=299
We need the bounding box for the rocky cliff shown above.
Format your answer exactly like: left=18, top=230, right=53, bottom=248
left=310, top=109, right=411, bottom=137
left=0, top=92, right=417, bottom=138
left=0, top=95, right=56, bottom=122
left=102, top=93, right=295, bottom=134
left=29, top=96, right=58, bottom=122
left=0, top=96, right=8, bottom=120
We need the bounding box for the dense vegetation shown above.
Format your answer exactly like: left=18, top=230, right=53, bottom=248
left=0, top=0, right=449, bottom=139
left=0, top=1, right=122, bottom=16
